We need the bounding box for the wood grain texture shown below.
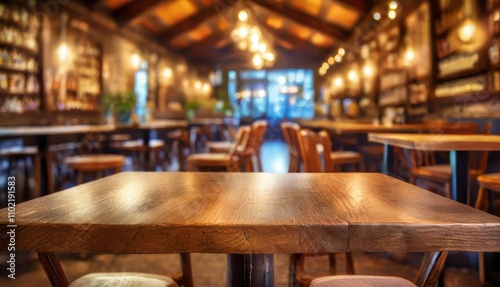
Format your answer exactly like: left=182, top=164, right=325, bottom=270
left=369, top=133, right=500, bottom=151
left=0, top=125, right=115, bottom=137
left=0, top=173, right=499, bottom=254
left=69, top=272, right=178, bottom=287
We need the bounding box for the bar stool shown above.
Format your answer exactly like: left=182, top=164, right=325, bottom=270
left=474, top=172, right=500, bottom=286
left=65, top=154, right=125, bottom=184
left=187, top=126, right=251, bottom=172
left=114, top=139, right=166, bottom=171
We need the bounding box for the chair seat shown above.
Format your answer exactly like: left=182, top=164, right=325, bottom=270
left=65, top=154, right=126, bottom=171
left=330, top=151, right=362, bottom=163
left=0, top=146, right=38, bottom=156
left=206, top=141, right=234, bottom=153
left=477, top=173, right=500, bottom=191
left=187, top=153, right=231, bottom=167
left=115, top=139, right=165, bottom=151
left=69, top=272, right=178, bottom=287
left=412, top=164, right=481, bottom=182
left=310, top=275, right=417, bottom=287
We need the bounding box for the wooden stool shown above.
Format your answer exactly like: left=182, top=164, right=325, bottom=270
left=69, top=272, right=179, bottom=287
left=187, top=126, right=251, bottom=172
left=114, top=139, right=166, bottom=171
left=65, top=154, right=125, bottom=184
left=1, top=145, right=41, bottom=199
left=475, top=173, right=500, bottom=286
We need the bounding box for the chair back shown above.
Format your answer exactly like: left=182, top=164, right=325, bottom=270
left=471, top=122, right=492, bottom=173
left=249, top=120, right=268, bottom=151
left=281, top=122, right=301, bottom=172
left=227, top=126, right=252, bottom=171
left=297, top=129, right=334, bottom=172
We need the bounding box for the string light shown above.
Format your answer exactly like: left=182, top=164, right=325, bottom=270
left=373, top=12, right=381, bottom=21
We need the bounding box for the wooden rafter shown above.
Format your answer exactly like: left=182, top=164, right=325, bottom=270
left=157, top=0, right=233, bottom=43
left=332, top=0, right=372, bottom=13
left=250, top=0, right=349, bottom=40
left=112, top=0, right=165, bottom=26
left=81, top=0, right=101, bottom=10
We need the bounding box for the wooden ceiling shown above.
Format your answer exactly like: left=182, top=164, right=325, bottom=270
left=86, top=0, right=373, bottom=66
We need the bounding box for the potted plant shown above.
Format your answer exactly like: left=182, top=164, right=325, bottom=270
left=105, top=91, right=137, bottom=125
left=184, top=100, right=200, bottom=119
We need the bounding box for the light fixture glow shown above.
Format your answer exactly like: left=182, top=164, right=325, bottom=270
left=238, top=10, right=248, bottom=21
left=195, top=80, right=202, bottom=90
left=131, top=53, right=141, bottom=69
left=328, top=56, right=334, bottom=65
left=334, top=77, right=344, bottom=87
left=338, top=47, right=345, bottom=56
left=334, top=55, right=342, bottom=62
left=373, top=12, right=381, bottom=21
left=347, top=69, right=358, bottom=82
left=404, top=49, right=416, bottom=65
left=388, top=10, right=397, bottom=20
left=363, top=64, right=374, bottom=78
left=252, top=53, right=263, bottom=68
left=278, top=76, right=286, bottom=85
left=389, top=1, right=398, bottom=10
left=162, top=67, right=173, bottom=78
left=458, top=19, right=477, bottom=42
left=57, top=42, right=70, bottom=61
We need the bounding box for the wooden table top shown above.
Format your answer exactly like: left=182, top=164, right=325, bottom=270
left=0, top=124, right=115, bottom=137
left=369, top=133, right=500, bottom=151
left=1, top=172, right=498, bottom=254
left=116, top=120, right=188, bottom=130
left=297, top=119, right=431, bottom=134
left=189, top=118, right=237, bottom=126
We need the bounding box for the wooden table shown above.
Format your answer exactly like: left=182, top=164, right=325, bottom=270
left=0, top=124, right=115, bottom=194
left=1, top=172, right=499, bottom=287
left=116, top=120, right=188, bottom=170
left=369, top=133, right=500, bottom=204
left=297, top=119, right=433, bottom=134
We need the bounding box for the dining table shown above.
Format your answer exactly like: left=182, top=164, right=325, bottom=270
left=369, top=133, right=500, bottom=204
left=0, top=124, right=116, bottom=194
left=1, top=172, right=499, bottom=287
left=115, top=120, right=188, bottom=170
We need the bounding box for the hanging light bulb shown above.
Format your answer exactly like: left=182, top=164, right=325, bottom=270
left=373, top=12, right=381, bottom=21
left=131, top=53, right=141, bottom=69
left=404, top=49, right=416, bottom=65
left=347, top=69, right=358, bottom=82
left=334, top=77, right=344, bottom=87
left=328, top=56, right=334, bottom=65
left=334, top=55, right=342, bottom=62
left=265, top=52, right=275, bottom=62
left=238, top=10, right=248, bottom=21
left=363, top=63, right=374, bottom=78
left=252, top=54, right=263, bottom=68
left=458, top=19, right=476, bottom=42
left=388, top=10, right=397, bottom=20
left=389, top=1, right=398, bottom=10
left=57, top=42, right=70, bottom=61
left=338, top=47, right=345, bottom=56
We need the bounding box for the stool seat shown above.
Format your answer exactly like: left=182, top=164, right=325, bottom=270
left=187, top=153, right=231, bottom=167
left=0, top=146, right=38, bottom=156
left=115, top=139, right=165, bottom=151
left=330, top=151, right=363, bottom=163
left=310, top=275, right=417, bottom=287
left=412, top=164, right=481, bottom=182
left=69, top=272, right=178, bottom=287
left=65, top=154, right=125, bottom=171
left=207, top=141, right=234, bottom=153
left=477, top=173, right=500, bottom=191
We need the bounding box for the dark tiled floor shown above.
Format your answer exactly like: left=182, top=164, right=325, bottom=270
left=0, top=139, right=490, bottom=286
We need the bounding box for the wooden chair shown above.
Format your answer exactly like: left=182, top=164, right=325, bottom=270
left=38, top=252, right=193, bottom=287
left=187, top=126, right=252, bottom=172
left=65, top=154, right=126, bottom=184
left=298, top=129, right=365, bottom=173
left=291, top=129, right=362, bottom=287
left=474, top=172, right=500, bottom=286
left=310, top=252, right=447, bottom=287
left=408, top=122, right=491, bottom=200
left=281, top=122, right=302, bottom=172
left=206, top=121, right=268, bottom=172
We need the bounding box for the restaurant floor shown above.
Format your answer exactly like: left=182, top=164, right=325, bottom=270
left=0, top=140, right=491, bottom=286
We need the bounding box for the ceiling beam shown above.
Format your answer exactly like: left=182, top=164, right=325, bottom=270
left=251, top=0, right=349, bottom=40
left=180, top=32, right=228, bottom=54
left=332, top=0, right=372, bottom=13
left=157, top=0, right=233, bottom=43
left=112, top=0, right=165, bottom=26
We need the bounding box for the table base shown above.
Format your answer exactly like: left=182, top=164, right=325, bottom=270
left=227, top=254, right=274, bottom=287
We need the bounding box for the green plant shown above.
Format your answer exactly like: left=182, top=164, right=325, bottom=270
left=184, top=100, right=200, bottom=112
left=105, top=91, right=137, bottom=113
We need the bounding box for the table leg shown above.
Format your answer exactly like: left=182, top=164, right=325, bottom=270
left=382, top=144, right=394, bottom=176
left=37, top=135, right=49, bottom=195
left=37, top=252, right=69, bottom=287
left=226, top=254, right=274, bottom=287
left=450, top=150, right=469, bottom=204
left=143, top=130, right=151, bottom=171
